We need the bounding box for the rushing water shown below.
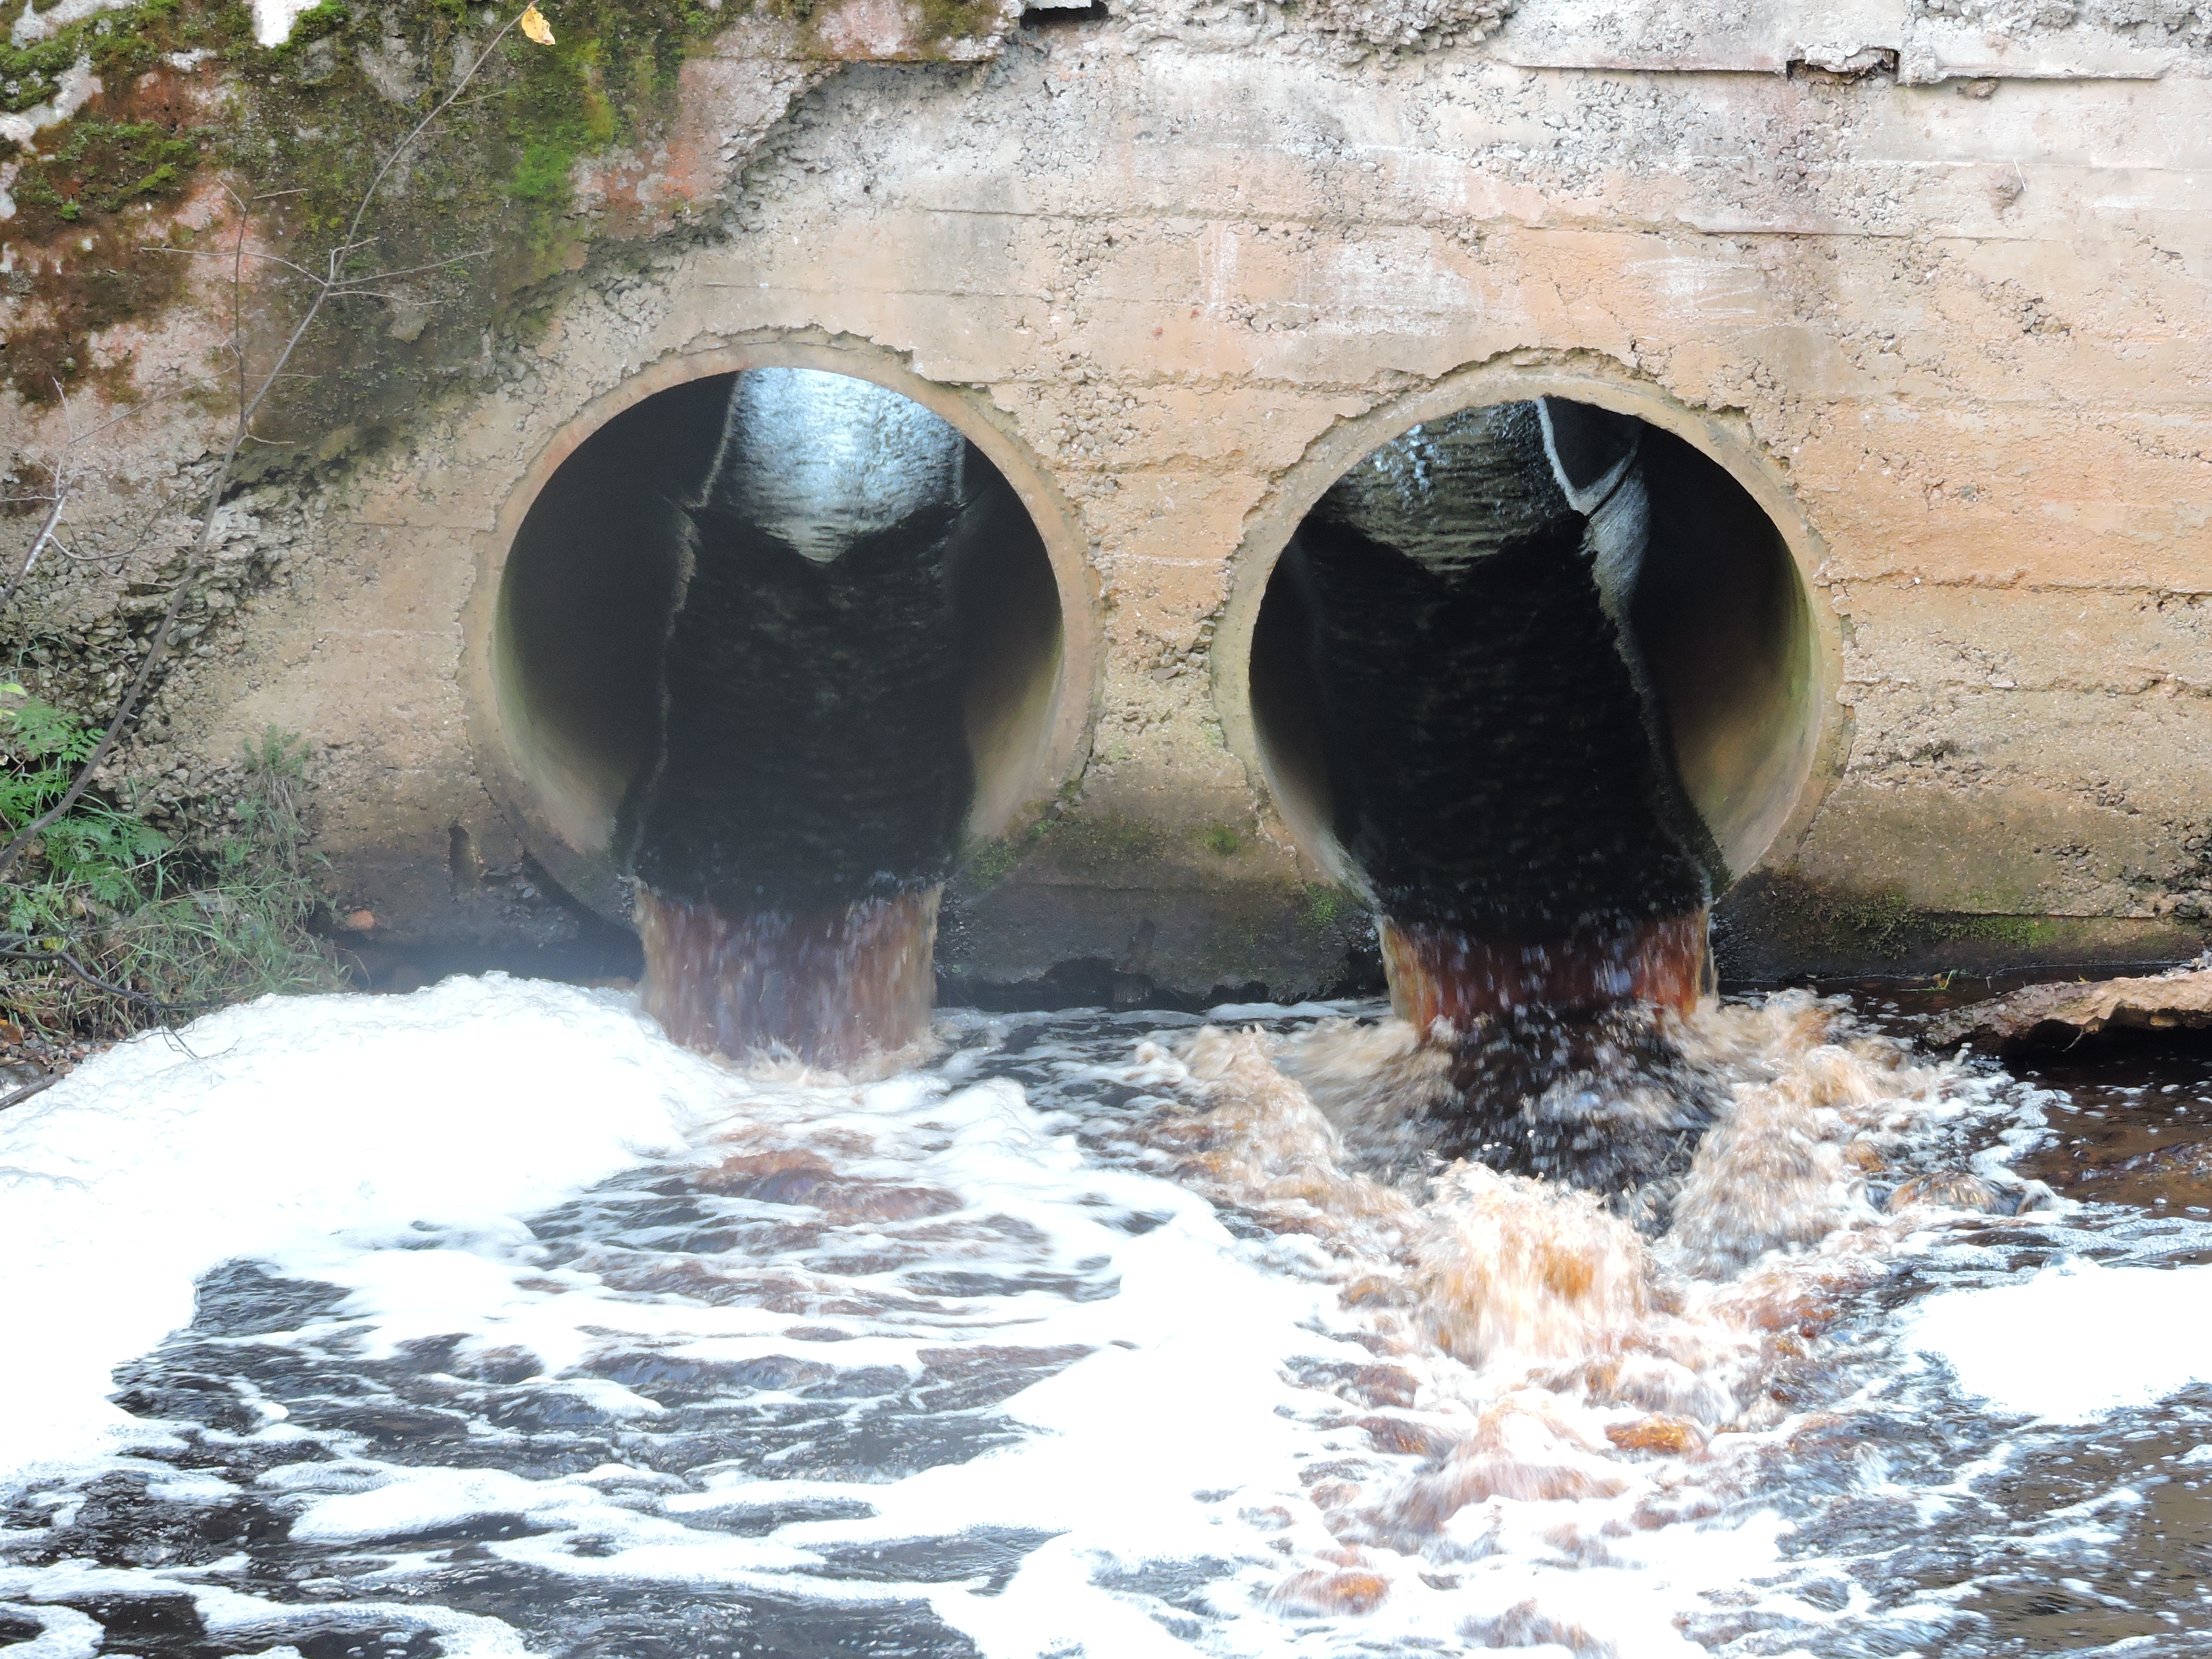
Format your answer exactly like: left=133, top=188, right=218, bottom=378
left=1, top=975, right=2209, bottom=1657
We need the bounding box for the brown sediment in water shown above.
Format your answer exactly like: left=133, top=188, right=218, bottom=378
left=690, top=1149, right=965, bottom=1222
left=1380, top=1393, right=1631, bottom=1533
left=1604, top=1413, right=1709, bottom=1456
left=1412, top=1163, right=1651, bottom=1365
left=1135, top=994, right=2038, bottom=1558
left=1379, top=910, right=1711, bottom=1031
left=1883, top=1169, right=2013, bottom=1214
left=636, top=885, right=939, bottom=1068
left=1272, top=1566, right=1392, bottom=1615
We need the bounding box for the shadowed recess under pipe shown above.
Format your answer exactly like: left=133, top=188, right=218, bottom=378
left=1281, top=398, right=1727, bottom=1029
left=619, top=369, right=993, bottom=1066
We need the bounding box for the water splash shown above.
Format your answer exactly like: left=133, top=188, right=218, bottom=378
left=635, top=886, right=940, bottom=1069
left=0, top=980, right=2200, bottom=1656
left=1379, top=910, right=1712, bottom=1026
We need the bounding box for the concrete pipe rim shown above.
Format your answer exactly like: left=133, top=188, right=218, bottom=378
left=1211, top=355, right=1847, bottom=900
left=463, top=339, right=1103, bottom=924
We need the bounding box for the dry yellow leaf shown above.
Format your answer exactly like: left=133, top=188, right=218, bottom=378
left=518, top=4, right=554, bottom=44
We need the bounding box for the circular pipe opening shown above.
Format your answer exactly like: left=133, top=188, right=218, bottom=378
left=487, top=364, right=1073, bottom=922
left=1243, top=394, right=1824, bottom=1014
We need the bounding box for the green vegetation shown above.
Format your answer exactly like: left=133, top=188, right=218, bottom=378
left=1815, top=890, right=1927, bottom=959
left=1043, top=809, right=1166, bottom=868
left=0, top=692, right=344, bottom=1037
left=1298, top=882, right=1363, bottom=938
left=956, top=829, right=1032, bottom=891
left=1201, top=822, right=1242, bottom=858
left=1774, top=879, right=2064, bottom=962
left=1947, top=912, right=2059, bottom=950
left=0, top=689, right=170, bottom=915
left=2, top=0, right=187, bottom=120
left=8, top=120, right=200, bottom=222
left=906, top=0, right=992, bottom=43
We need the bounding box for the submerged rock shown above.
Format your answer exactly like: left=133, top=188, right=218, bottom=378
left=1604, top=1414, right=1708, bottom=1457
left=1925, top=967, right=2212, bottom=1053
left=1882, top=1170, right=2055, bottom=1216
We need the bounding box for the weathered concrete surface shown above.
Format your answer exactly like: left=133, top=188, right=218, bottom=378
left=12, top=0, right=2212, bottom=995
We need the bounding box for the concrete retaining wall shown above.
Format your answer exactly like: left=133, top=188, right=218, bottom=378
left=17, top=0, right=2212, bottom=995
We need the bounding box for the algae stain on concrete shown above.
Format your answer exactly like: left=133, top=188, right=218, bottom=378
left=0, top=0, right=759, bottom=413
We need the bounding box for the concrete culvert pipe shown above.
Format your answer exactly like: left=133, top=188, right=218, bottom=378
left=1246, top=396, right=1821, bottom=1028
left=489, top=364, right=1071, bottom=1063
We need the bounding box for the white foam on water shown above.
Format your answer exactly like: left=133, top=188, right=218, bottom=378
left=1904, top=1255, right=2212, bottom=1421
left=0, top=1600, right=103, bottom=1658
left=0, top=1562, right=532, bottom=1655
left=0, top=979, right=2092, bottom=1656
left=1204, top=1000, right=1343, bottom=1021
left=229, top=1033, right=1791, bottom=1658
left=0, top=974, right=724, bottom=1476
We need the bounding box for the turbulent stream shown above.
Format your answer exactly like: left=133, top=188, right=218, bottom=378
left=1, top=974, right=2209, bottom=1657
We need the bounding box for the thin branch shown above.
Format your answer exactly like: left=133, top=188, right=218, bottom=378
left=229, top=180, right=249, bottom=425
left=0, top=1073, right=60, bottom=1112
left=2, top=352, right=175, bottom=602
left=330, top=249, right=494, bottom=286
left=339, top=12, right=526, bottom=265
left=145, top=246, right=328, bottom=284
left=0, top=938, right=175, bottom=1008
left=144, top=242, right=489, bottom=292
left=71, top=379, right=182, bottom=445
left=0, top=6, right=533, bottom=889
left=0, top=479, right=72, bottom=613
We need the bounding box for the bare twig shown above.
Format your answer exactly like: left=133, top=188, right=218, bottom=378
left=79, top=381, right=183, bottom=445
left=145, top=244, right=490, bottom=296
left=0, top=1073, right=60, bottom=1112
left=0, top=936, right=177, bottom=1008
left=147, top=246, right=329, bottom=281
left=4, top=378, right=186, bottom=612
left=1, top=480, right=72, bottom=613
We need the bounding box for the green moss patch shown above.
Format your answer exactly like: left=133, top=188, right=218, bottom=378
left=9, top=119, right=199, bottom=224
left=1724, top=871, right=2074, bottom=970
left=2, top=0, right=189, bottom=120
left=1298, top=882, right=1362, bottom=939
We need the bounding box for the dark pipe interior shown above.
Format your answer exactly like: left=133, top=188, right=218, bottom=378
left=498, top=370, right=1063, bottom=921
left=501, top=376, right=724, bottom=869
left=1250, top=397, right=1816, bottom=1008
left=1280, top=400, right=1715, bottom=942
left=624, top=373, right=982, bottom=914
